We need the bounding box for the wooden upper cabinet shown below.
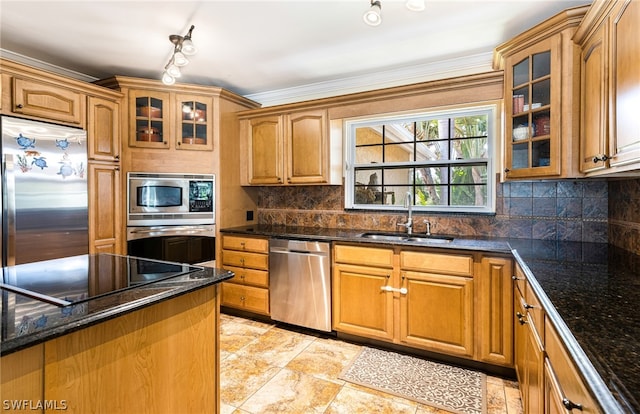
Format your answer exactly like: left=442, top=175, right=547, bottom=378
left=175, top=94, right=213, bottom=151
left=286, top=109, right=328, bottom=184
left=575, top=0, right=640, bottom=175
left=12, top=77, right=84, bottom=126
left=128, top=89, right=171, bottom=149
left=494, top=6, right=587, bottom=180
left=578, top=21, right=609, bottom=173
left=245, top=115, right=284, bottom=184
left=87, top=96, right=120, bottom=162
left=240, top=107, right=339, bottom=186
left=609, top=0, right=640, bottom=168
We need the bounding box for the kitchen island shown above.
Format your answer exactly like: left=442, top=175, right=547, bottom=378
left=221, top=225, right=639, bottom=413
left=1, top=253, right=233, bottom=414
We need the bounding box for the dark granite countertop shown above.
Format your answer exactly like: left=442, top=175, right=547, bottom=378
left=221, top=225, right=638, bottom=413
left=1, top=253, right=233, bottom=356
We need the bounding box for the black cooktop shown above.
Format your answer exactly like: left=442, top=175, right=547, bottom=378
left=0, top=254, right=202, bottom=306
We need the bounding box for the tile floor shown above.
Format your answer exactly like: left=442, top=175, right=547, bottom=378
left=219, top=313, right=523, bottom=414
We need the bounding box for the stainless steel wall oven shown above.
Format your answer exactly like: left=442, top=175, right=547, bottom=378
left=126, top=172, right=216, bottom=266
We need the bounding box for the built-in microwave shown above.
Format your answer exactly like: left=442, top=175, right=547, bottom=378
left=127, top=172, right=215, bottom=226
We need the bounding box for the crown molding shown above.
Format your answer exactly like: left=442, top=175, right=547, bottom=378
left=0, top=49, right=98, bottom=83
left=1, top=48, right=494, bottom=108
left=245, top=52, right=494, bottom=107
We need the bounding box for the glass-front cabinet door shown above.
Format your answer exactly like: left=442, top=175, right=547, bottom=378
left=504, top=38, right=561, bottom=178
left=129, top=90, right=170, bottom=149
left=176, top=94, right=213, bottom=151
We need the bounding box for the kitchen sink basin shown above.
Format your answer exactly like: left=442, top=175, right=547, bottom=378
left=358, top=232, right=453, bottom=243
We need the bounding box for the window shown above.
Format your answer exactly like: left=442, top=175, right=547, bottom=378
left=345, top=106, right=495, bottom=213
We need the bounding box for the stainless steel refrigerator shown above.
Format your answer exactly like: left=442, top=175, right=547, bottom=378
left=1, top=116, right=88, bottom=266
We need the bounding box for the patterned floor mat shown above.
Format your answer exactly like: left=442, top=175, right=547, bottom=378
left=339, top=347, right=486, bottom=414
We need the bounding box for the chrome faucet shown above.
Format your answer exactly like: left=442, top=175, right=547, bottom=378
left=397, top=191, right=413, bottom=235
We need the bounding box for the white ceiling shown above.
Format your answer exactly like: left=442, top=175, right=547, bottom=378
left=0, top=0, right=590, bottom=106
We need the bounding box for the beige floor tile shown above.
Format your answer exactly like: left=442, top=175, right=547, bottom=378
left=504, top=383, right=524, bottom=414
left=286, top=337, right=362, bottom=383
left=240, top=368, right=342, bottom=413
left=236, top=327, right=316, bottom=367
left=219, top=353, right=281, bottom=407
left=220, top=320, right=270, bottom=353
left=486, top=380, right=508, bottom=414
left=326, top=385, right=417, bottom=414
left=416, top=404, right=457, bottom=413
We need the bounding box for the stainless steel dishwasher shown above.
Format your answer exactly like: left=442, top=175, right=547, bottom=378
left=269, top=238, right=332, bottom=332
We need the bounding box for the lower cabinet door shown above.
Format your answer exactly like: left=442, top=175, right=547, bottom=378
left=332, top=264, right=394, bottom=341
left=399, top=271, right=474, bottom=357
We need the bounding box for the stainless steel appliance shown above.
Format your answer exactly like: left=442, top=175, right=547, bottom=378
left=127, top=172, right=216, bottom=265
left=269, top=238, right=331, bottom=332
left=1, top=116, right=88, bottom=266
left=127, top=172, right=215, bottom=226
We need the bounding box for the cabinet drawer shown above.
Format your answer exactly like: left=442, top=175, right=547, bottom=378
left=513, top=263, right=526, bottom=296
left=400, top=250, right=473, bottom=276
left=221, top=283, right=269, bottom=315
left=334, top=244, right=394, bottom=268
left=222, top=235, right=269, bottom=254
left=223, top=265, right=268, bottom=288
left=544, top=320, right=599, bottom=413
left=13, top=77, right=84, bottom=125
left=222, top=249, right=268, bottom=270
left=524, top=281, right=544, bottom=342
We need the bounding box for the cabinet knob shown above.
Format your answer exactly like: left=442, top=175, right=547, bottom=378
left=524, top=303, right=534, bottom=310
left=15, top=104, right=24, bottom=109
left=114, top=155, right=120, bottom=161
left=562, top=398, right=583, bottom=411
left=504, top=168, right=510, bottom=173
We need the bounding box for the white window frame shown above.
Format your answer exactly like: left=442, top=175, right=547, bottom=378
left=344, top=104, right=496, bottom=214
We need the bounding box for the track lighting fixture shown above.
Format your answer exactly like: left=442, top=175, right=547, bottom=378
left=161, top=25, right=197, bottom=85
left=363, top=0, right=382, bottom=26
left=363, top=0, right=425, bottom=26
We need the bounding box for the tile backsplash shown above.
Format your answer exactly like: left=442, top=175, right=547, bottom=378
left=256, top=177, right=610, bottom=244
left=609, top=178, right=640, bottom=254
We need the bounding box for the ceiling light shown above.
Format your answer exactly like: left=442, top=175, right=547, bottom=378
left=161, top=72, right=176, bottom=85
left=161, top=24, right=196, bottom=85
left=173, top=52, right=189, bottom=67
left=363, top=0, right=382, bottom=26
left=165, top=63, right=182, bottom=78
left=405, top=0, right=425, bottom=11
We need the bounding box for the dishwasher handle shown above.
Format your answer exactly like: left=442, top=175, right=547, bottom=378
left=270, top=246, right=328, bottom=257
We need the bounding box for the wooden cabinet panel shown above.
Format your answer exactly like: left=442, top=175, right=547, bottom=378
left=609, top=0, right=640, bottom=168
left=128, top=89, right=171, bottom=149
left=175, top=93, right=213, bottom=151
left=222, top=250, right=269, bottom=270
left=399, top=271, right=474, bottom=357
left=579, top=22, right=609, bottom=173
left=333, top=244, right=394, bottom=268
left=286, top=109, right=328, bottom=184
left=222, top=235, right=269, bottom=254
left=400, top=250, right=473, bottom=276
left=1, top=344, right=44, bottom=406
left=12, top=77, right=84, bottom=125
left=221, top=282, right=269, bottom=315
left=223, top=265, right=269, bottom=288
left=477, top=256, right=513, bottom=366
left=44, top=287, right=218, bottom=414
left=545, top=320, right=599, bottom=414
left=220, top=234, right=270, bottom=315
left=246, top=115, right=283, bottom=184
left=88, top=163, right=121, bottom=255
left=87, top=96, right=120, bottom=162
left=332, top=263, right=394, bottom=341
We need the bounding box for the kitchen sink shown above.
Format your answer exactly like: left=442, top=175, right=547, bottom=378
left=358, top=232, right=453, bottom=243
